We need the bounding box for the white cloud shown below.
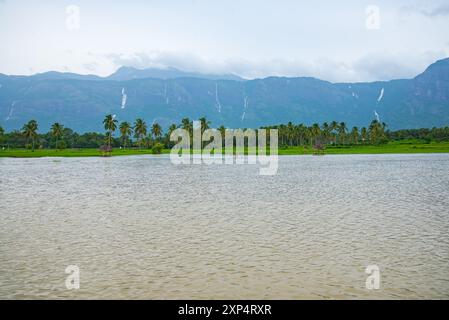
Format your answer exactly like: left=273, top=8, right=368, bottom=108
left=1, top=0, right=448, bottom=82
left=401, top=4, right=449, bottom=17
left=105, top=50, right=449, bottom=83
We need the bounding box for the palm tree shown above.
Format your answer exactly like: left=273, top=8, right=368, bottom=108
left=165, top=123, right=178, bottom=147
left=143, top=135, right=152, bottom=149
left=50, top=122, right=64, bottom=149
left=103, top=114, right=118, bottom=148
left=287, top=122, right=294, bottom=146
left=167, top=124, right=177, bottom=135
left=22, top=120, right=38, bottom=151
left=330, top=121, right=339, bottom=144
left=181, top=118, right=192, bottom=131
left=279, top=124, right=286, bottom=146
left=322, top=122, right=330, bottom=144
left=218, top=125, right=226, bottom=146
left=119, top=121, right=133, bottom=149
left=304, top=126, right=312, bottom=147
left=369, top=120, right=387, bottom=145
left=181, top=117, right=193, bottom=142
left=351, top=126, right=359, bottom=145
left=311, top=123, right=321, bottom=146
left=151, top=122, right=162, bottom=141
left=297, top=123, right=306, bottom=146
left=134, top=118, right=147, bottom=149
left=338, top=122, right=347, bottom=145
left=197, top=117, right=211, bottom=148
left=361, top=127, right=368, bottom=144
left=198, top=116, right=210, bottom=133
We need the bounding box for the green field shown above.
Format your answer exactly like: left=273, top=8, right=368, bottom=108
left=0, top=148, right=168, bottom=158
left=279, top=141, right=449, bottom=155
left=1, top=141, right=449, bottom=158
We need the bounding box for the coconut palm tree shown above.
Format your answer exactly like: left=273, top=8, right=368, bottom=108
left=143, top=135, right=152, bottom=149
left=197, top=117, right=210, bottom=148
left=181, top=118, right=192, bottom=132
left=0, top=126, right=4, bottom=149
left=322, top=122, right=330, bottom=144
left=330, top=121, right=339, bottom=144
left=103, top=114, right=118, bottom=148
left=134, top=118, right=147, bottom=149
left=368, top=120, right=387, bottom=145
left=167, top=123, right=177, bottom=135
left=167, top=124, right=177, bottom=135
left=218, top=125, right=226, bottom=146
left=198, top=116, right=210, bottom=134
left=151, top=122, right=162, bottom=141
left=311, top=123, right=321, bottom=146
left=287, top=122, right=294, bottom=146
left=181, top=117, right=193, bottom=142
left=50, top=122, right=64, bottom=149
left=361, top=127, right=368, bottom=144
left=304, top=126, right=312, bottom=146
left=297, top=123, right=306, bottom=146
left=119, top=121, right=133, bottom=149
left=165, top=123, right=178, bottom=147
left=351, top=126, right=359, bottom=145
left=22, top=120, right=38, bottom=151
left=338, top=122, right=347, bottom=145
left=279, top=124, right=286, bottom=146
left=181, top=118, right=192, bottom=131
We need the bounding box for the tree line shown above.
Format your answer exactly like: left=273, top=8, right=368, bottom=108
left=1, top=116, right=449, bottom=151
left=264, top=120, right=389, bottom=147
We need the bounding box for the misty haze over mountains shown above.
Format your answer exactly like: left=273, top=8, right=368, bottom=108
left=0, top=58, right=448, bottom=132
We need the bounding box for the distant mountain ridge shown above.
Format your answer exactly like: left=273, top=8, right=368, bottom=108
left=107, top=66, right=243, bottom=81
left=0, top=58, right=448, bottom=132
left=0, top=66, right=243, bottom=82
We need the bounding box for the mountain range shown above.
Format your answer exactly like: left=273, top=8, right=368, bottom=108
left=0, top=59, right=448, bottom=132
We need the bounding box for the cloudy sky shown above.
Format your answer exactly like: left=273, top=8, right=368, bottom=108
left=0, top=0, right=448, bottom=82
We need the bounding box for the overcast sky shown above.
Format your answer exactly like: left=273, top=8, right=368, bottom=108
left=0, top=0, right=448, bottom=82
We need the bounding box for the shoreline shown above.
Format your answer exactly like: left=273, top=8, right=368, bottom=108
left=2, top=143, right=449, bottom=158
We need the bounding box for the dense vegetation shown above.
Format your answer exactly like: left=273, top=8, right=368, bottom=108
left=1, top=116, right=449, bottom=152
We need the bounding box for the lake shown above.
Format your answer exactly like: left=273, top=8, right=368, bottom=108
left=0, top=154, right=448, bottom=299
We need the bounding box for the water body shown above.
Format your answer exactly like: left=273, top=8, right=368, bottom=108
left=0, top=154, right=448, bottom=299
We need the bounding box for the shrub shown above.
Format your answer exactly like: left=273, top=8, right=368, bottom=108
left=56, top=140, right=67, bottom=150
left=152, top=143, right=164, bottom=154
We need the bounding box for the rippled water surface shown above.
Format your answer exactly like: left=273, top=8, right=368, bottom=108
left=1, top=154, right=449, bottom=299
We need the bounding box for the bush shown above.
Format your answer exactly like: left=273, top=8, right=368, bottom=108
left=152, top=143, right=164, bottom=154
left=25, top=143, right=32, bottom=150
left=55, top=140, right=67, bottom=149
